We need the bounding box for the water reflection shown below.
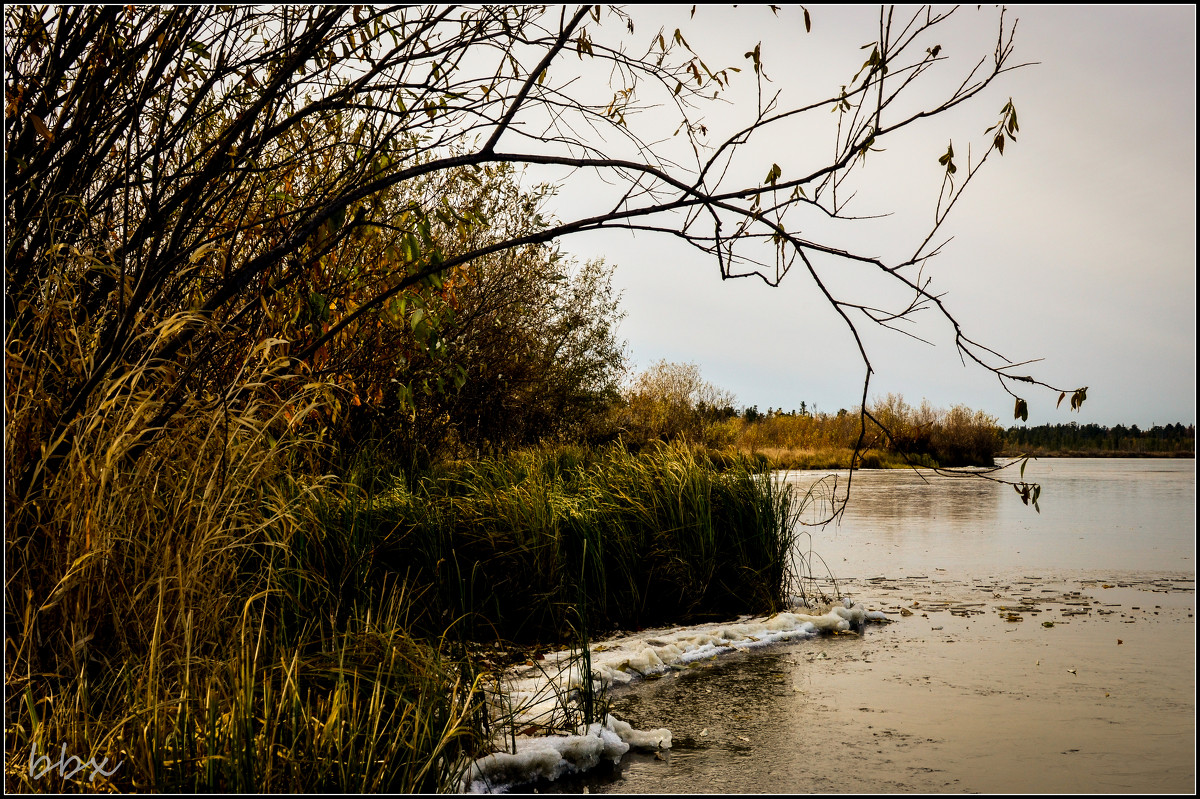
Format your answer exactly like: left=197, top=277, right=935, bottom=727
left=783, top=458, right=1196, bottom=577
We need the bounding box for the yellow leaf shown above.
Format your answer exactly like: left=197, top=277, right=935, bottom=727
left=30, top=114, right=53, bottom=142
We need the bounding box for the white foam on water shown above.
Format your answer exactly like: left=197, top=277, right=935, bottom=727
left=464, top=598, right=886, bottom=792
left=462, top=714, right=669, bottom=793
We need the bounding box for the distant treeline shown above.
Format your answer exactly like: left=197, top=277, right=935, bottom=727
left=1001, top=422, right=1196, bottom=456
left=727, top=394, right=1000, bottom=467
left=615, top=372, right=1001, bottom=467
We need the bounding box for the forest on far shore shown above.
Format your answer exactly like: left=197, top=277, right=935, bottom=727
left=999, top=421, right=1195, bottom=457
left=674, top=388, right=1196, bottom=465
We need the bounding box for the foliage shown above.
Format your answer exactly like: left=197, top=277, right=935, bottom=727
left=2, top=342, right=483, bottom=792
left=392, top=249, right=628, bottom=462
left=6, top=5, right=1085, bottom=513
left=618, top=375, right=1003, bottom=468
left=742, top=397, right=1000, bottom=468
left=618, top=360, right=736, bottom=447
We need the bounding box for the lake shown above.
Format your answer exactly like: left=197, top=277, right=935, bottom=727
left=568, top=458, right=1196, bottom=794
left=789, top=457, right=1195, bottom=577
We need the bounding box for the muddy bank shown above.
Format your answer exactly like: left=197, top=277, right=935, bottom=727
left=565, top=573, right=1195, bottom=794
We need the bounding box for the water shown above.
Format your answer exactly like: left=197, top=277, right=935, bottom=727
left=568, top=459, right=1196, bottom=794
left=790, top=458, right=1196, bottom=577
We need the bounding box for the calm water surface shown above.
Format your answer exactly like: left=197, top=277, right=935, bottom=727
left=567, top=459, right=1196, bottom=794
left=791, top=458, right=1196, bottom=577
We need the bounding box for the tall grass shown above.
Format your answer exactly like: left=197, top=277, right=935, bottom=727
left=6, top=315, right=803, bottom=792
left=359, top=443, right=802, bottom=643
left=740, top=446, right=938, bottom=471
left=4, top=342, right=485, bottom=792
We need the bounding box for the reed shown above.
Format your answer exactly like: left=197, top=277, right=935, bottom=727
left=360, top=443, right=802, bottom=643
left=4, top=340, right=486, bottom=792
left=743, top=446, right=940, bottom=471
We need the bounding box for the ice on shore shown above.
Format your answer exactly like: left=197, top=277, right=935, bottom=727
left=464, top=598, right=886, bottom=793
left=461, top=714, right=670, bottom=793
left=588, top=598, right=888, bottom=688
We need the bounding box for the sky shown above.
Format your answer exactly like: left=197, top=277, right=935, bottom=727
left=525, top=5, right=1196, bottom=429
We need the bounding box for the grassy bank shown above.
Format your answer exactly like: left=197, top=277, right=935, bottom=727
left=5, top=375, right=483, bottom=792
left=335, top=443, right=802, bottom=643
left=5, top=431, right=799, bottom=791
left=733, top=446, right=942, bottom=471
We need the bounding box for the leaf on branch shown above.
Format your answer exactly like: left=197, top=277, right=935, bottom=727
left=189, top=241, right=220, bottom=264
left=803, top=7, right=811, bottom=32
left=764, top=163, right=782, bottom=186
left=1057, top=391, right=1066, bottom=409
left=991, top=99, right=1020, bottom=148
left=833, top=86, right=852, bottom=114
left=1069, top=387, right=1088, bottom=411
left=852, top=45, right=881, bottom=83
left=575, top=31, right=593, bottom=58
left=1014, top=397, right=1028, bottom=422
left=187, top=40, right=211, bottom=60
left=938, top=142, right=956, bottom=174
left=30, top=114, right=53, bottom=142
left=857, top=132, right=877, bottom=160
left=744, top=42, right=762, bottom=75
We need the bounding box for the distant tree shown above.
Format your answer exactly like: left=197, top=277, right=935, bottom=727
left=621, top=360, right=735, bottom=445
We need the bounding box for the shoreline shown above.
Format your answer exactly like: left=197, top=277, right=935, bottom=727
left=997, top=450, right=1194, bottom=459
left=579, top=571, right=1196, bottom=794
left=739, top=446, right=1195, bottom=473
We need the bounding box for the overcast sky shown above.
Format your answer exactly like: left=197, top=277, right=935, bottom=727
left=533, top=4, right=1195, bottom=429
